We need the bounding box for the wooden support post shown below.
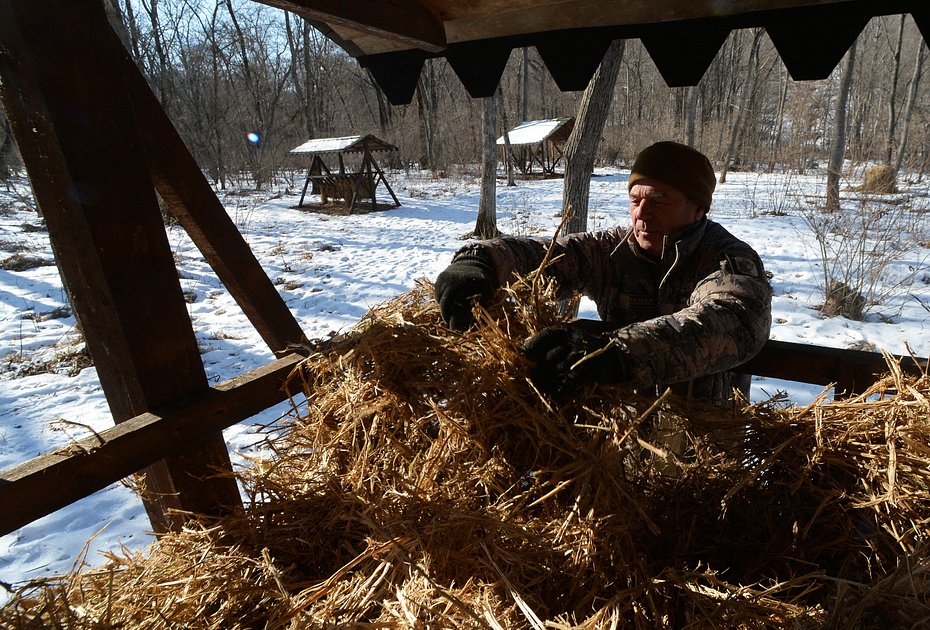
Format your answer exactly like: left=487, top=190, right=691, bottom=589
left=299, top=172, right=314, bottom=206
left=737, top=339, right=928, bottom=397
left=0, top=0, right=241, bottom=533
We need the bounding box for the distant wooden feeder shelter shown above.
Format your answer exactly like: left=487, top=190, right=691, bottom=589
left=291, top=134, right=400, bottom=212
left=496, top=117, right=575, bottom=177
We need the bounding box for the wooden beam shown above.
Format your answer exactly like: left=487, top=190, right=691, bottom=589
left=0, top=354, right=303, bottom=537
left=0, top=0, right=240, bottom=533
left=260, top=0, right=446, bottom=52
left=112, top=29, right=307, bottom=356
left=738, top=339, right=928, bottom=396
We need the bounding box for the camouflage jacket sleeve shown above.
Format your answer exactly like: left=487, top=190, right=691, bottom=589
left=453, top=229, right=626, bottom=300
left=453, top=228, right=772, bottom=388
left=610, top=251, right=772, bottom=387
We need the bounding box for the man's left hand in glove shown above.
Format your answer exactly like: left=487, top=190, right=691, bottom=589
left=521, top=322, right=632, bottom=399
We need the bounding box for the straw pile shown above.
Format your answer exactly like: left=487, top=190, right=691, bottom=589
left=3, top=275, right=930, bottom=628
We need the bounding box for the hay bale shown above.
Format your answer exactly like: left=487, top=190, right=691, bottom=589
left=821, top=280, right=867, bottom=320
left=862, top=164, right=897, bottom=194
left=3, top=279, right=930, bottom=628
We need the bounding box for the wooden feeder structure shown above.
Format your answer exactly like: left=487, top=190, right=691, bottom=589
left=1, top=0, right=929, bottom=548
left=497, top=117, right=575, bottom=177
left=291, top=134, right=401, bottom=212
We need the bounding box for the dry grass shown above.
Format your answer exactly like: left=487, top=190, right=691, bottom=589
left=3, top=276, right=929, bottom=628
left=861, top=165, right=896, bottom=194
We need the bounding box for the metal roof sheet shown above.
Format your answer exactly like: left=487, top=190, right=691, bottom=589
left=496, top=118, right=573, bottom=146
left=290, top=134, right=397, bottom=155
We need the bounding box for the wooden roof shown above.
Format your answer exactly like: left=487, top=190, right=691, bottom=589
left=256, top=0, right=930, bottom=104
left=496, top=118, right=574, bottom=147
left=290, top=134, right=398, bottom=155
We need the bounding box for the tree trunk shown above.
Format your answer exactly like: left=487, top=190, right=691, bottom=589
left=562, top=39, right=625, bottom=236
left=769, top=68, right=790, bottom=172
left=207, top=5, right=227, bottom=189
left=285, top=11, right=315, bottom=140
left=520, top=47, right=529, bottom=122
left=496, top=87, right=515, bottom=186
left=143, top=0, right=172, bottom=108
left=893, top=38, right=924, bottom=175
left=372, top=70, right=393, bottom=136
left=225, top=0, right=267, bottom=188
left=685, top=85, right=700, bottom=147
left=719, top=28, right=763, bottom=184
left=885, top=15, right=906, bottom=165
left=121, top=0, right=144, bottom=63
left=0, top=111, right=16, bottom=182
left=475, top=96, right=500, bottom=239
left=415, top=62, right=438, bottom=175
left=826, top=40, right=858, bottom=213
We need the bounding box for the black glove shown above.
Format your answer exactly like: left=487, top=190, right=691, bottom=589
left=434, top=255, right=499, bottom=331
left=522, top=323, right=632, bottom=399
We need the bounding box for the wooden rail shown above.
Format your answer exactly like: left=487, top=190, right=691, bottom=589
left=0, top=353, right=303, bottom=537
left=736, top=339, right=927, bottom=395
left=0, top=341, right=926, bottom=537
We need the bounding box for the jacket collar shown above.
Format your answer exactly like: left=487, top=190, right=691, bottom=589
left=615, top=216, right=709, bottom=264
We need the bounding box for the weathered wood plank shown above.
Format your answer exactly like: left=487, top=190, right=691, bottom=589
left=0, top=0, right=240, bottom=533
left=261, top=0, right=446, bottom=52
left=0, top=354, right=303, bottom=537
left=738, top=339, right=927, bottom=395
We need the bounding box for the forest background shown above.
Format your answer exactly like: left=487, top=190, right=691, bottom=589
left=0, top=0, right=927, bottom=198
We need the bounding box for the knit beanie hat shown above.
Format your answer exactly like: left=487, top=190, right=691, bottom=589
left=628, top=141, right=716, bottom=209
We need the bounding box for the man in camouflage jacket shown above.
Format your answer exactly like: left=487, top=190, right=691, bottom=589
left=434, top=141, right=772, bottom=406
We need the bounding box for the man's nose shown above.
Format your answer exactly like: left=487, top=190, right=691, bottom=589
left=636, top=199, right=655, bottom=218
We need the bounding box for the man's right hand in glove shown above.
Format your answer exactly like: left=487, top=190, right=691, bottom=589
left=434, top=255, right=499, bottom=331
left=522, top=323, right=632, bottom=400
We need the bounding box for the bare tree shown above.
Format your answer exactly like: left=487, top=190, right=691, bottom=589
left=685, top=85, right=700, bottom=147
left=0, top=109, right=17, bottom=182
left=826, top=40, right=858, bottom=212
left=369, top=70, right=394, bottom=136
left=520, top=47, right=529, bottom=123
left=120, top=0, right=144, bottom=62
left=474, top=96, right=500, bottom=239
left=223, top=1, right=293, bottom=188
left=140, top=0, right=175, bottom=109
left=496, top=87, right=515, bottom=186
left=894, top=37, right=925, bottom=175
left=719, top=28, right=764, bottom=183
left=561, top=39, right=625, bottom=236
left=415, top=61, right=441, bottom=174
left=767, top=67, right=790, bottom=172
left=285, top=11, right=316, bottom=141
left=884, top=15, right=907, bottom=165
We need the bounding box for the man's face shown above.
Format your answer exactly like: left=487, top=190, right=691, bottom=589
left=628, top=178, right=705, bottom=258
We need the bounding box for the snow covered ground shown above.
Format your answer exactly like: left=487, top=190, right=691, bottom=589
left=2, top=166, right=929, bottom=602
